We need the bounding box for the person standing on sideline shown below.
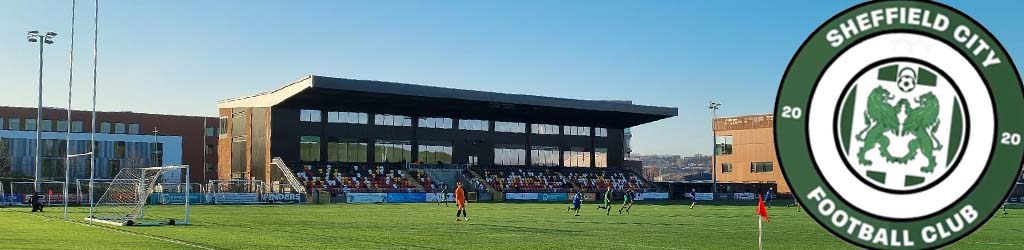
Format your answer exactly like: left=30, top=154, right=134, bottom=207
left=689, top=189, right=698, bottom=209
left=438, top=184, right=449, bottom=207
left=454, top=182, right=468, bottom=221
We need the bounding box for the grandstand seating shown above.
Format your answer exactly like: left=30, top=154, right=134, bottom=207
left=290, top=162, right=657, bottom=195
left=295, top=163, right=419, bottom=194
left=478, top=166, right=573, bottom=193
left=563, top=168, right=655, bottom=192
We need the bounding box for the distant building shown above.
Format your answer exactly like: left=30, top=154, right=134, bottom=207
left=713, top=113, right=789, bottom=194
left=0, top=106, right=217, bottom=184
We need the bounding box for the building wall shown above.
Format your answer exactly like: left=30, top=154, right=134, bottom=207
left=0, top=106, right=217, bottom=183
left=713, top=114, right=790, bottom=194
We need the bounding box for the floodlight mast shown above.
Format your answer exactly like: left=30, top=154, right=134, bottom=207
left=27, top=30, right=57, bottom=194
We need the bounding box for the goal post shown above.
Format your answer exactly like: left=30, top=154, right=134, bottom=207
left=87, top=165, right=190, bottom=226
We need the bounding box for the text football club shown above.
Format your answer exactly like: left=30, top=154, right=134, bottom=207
left=774, top=1, right=1023, bottom=249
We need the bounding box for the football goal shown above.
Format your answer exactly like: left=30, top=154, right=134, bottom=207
left=86, top=165, right=191, bottom=226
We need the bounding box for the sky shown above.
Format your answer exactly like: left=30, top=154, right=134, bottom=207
left=0, top=0, right=1021, bottom=156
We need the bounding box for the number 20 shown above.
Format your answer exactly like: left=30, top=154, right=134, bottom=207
left=1001, top=132, right=1021, bottom=146
left=781, top=106, right=803, bottom=119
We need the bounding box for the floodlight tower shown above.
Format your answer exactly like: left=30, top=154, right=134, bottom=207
left=709, top=101, right=721, bottom=194
left=28, top=30, right=58, bottom=193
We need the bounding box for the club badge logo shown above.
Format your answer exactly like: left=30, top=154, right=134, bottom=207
left=774, top=1, right=1023, bottom=249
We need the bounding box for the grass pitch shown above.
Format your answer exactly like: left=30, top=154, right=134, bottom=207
left=0, top=201, right=1021, bottom=249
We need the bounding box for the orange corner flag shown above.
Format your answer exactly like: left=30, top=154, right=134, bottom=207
left=757, top=195, right=770, bottom=222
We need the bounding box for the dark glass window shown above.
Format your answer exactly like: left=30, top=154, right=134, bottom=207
left=722, top=163, right=733, bottom=173
left=529, top=146, right=559, bottom=167
left=751, top=162, right=773, bottom=173
left=715, top=135, right=733, bottom=155
left=300, top=136, right=321, bottom=162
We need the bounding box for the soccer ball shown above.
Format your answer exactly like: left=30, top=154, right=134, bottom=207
left=898, top=68, right=917, bottom=93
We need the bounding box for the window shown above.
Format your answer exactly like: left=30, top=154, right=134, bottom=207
left=8, top=118, right=20, bottom=130
left=299, top=136, right=321, bottom=162
left=71, top=121, right=83, bottom=133
left=751, top=162, right=773, bottom=173
left=564, top=126, right=591, bottom=136
left=129, top=123, right=141, bottom=134
left=722, top=163, right=733, bottom=173
left=530, top=146, right=559, bottom=167
left=205, top=127, right=216, bottom=137
left=715, top=135, right=733, bottom=155
left=418, top=143, right=453, bottom=164
left=25, top=119, right=36, bottom=131
left=418, top=117, right=453, bottom=129
left=563, top=147, right=591, bottom=167
left=531, top=124, right=559, bottom=135
left=101, top=122, right=111, bottom=133
left=114, top=123, right=126, bottom=134
left=327, top=111, right=368, bottom=124
left=56, top=120, right=68, bottom=132
left=595, top=148, right=608, bottom=168
left=495, top=145, right=526, bottom=166
left=374, top=114, right=412, bottom=127
left=327, top=139, right=368, bottom=163
left=218, top=117, right=228, bottom=136
left=457, top=119, right=489, bottom=131
left=595, top=128, right=609, bottom=137
left=0, top=118, right=3, bottom=130
left=375, top=140, right=412, bottom=163
left=300, top=109, right=322, bottom=122
left=494, top=121, right=526, bottom=133
left=205, top=144, right=215, bottom=155
left=40, top=120, right=52, bottom=132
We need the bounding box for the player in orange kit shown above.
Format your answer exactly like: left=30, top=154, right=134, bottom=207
left=454, top=182, right=469, bottom=221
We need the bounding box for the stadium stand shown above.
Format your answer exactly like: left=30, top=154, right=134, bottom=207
left=563, top=168, right=656, bottom=192
left=296, top=163, right=420, bottom=194
left=478, top=166, right=573, bottom=193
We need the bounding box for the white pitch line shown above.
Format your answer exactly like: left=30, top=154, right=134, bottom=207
left=15, top=210, right=215, bottom=250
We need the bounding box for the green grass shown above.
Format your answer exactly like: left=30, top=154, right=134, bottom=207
left=0, top=201, right=1021, bottom=249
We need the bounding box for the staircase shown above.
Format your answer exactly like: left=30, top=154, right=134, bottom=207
left=555, top=171, right=580, bottom=191
left=402, top=169, right=427, bottom=192
left=468, top=169, right=496, bottom=193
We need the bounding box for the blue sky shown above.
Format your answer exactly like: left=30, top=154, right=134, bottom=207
left=1, top=1, right=1021, bottom=156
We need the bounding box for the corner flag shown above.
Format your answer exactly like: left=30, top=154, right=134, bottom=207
left=757, top=194, right=770, bottom=250
left=757, top=194, right=770, bottom=222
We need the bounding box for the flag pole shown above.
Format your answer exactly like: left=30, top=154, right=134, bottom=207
left=758, top=216, right=763, bottom=250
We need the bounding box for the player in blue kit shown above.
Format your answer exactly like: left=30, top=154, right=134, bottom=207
left=764, top=187, right=773, bottom=208
left=689, top=189, right=697, bottom=209
left=567, top=190, right=583, bottom=216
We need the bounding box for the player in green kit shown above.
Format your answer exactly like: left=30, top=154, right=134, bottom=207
left=595, top=186, right=612, bottom=215
left=618, top=188, right=635, bottom=215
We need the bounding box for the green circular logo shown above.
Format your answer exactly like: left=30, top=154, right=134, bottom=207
left=775, top=1, right=1024, bottom=249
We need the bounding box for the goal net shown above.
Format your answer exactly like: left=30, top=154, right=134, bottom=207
left=87, top=166, right=189, bottom=226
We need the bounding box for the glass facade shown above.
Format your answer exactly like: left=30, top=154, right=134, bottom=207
left=328, top=111, right=368, bottom=124
left=715, top=135, right=733, bottom=155
left=563, top=126, right=590, bottom=136
left=458, top=119, right=489, bottom=131
left=494, top=121, right=526, bottom=133
left=25, top=119, right=36, bottom=131
left=494, top=145, right=526, bottom=166
left=299, top=136, right=320, bottom=162
left=374, top=114, right=412, bottom=127
left=418, top=143, right=453, bottom=164
left=531, top=124, right=559, bottom=135
left=595, top=128, right=608, bottom=137
left=563, top=147, right=591, bottom=167
left=595, top=148, right=608, bottom=168
left=71, top=121, right=83, bottom=133
left=418, top=117, right=453, bottom=129
left=0, top=138, right=163, bottom=179
left=300, top=109, right=322, bottom=122
left=327, top=138, right=367, bottom=163
left=530, top=146, right=559, bottom=167
left=375, top=140, right=412, bottom=163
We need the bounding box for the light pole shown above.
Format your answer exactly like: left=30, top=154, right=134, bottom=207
left=64, top=0, right=78, bottom=221
left=709, top=101, right=721, bottom=194
left=28, top=30, right=57, bottom=194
